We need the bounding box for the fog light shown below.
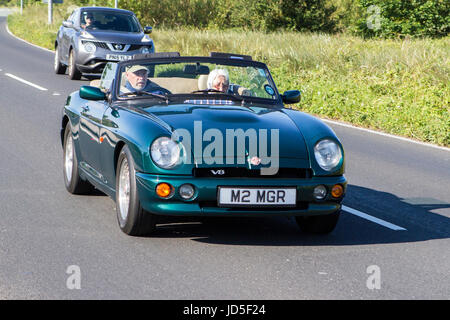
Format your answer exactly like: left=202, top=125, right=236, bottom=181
left=331, top=184, right=344, bottom=198
left=313, top=185, right=327, bottom=200
left=156, top=183, right=173, bottom=198
left=179, top=184, right=195, bottom=200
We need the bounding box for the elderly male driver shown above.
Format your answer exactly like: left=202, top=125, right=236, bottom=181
left=207, top=68, right=252, bottom=96
left=121, top=65, right=170, bottom=95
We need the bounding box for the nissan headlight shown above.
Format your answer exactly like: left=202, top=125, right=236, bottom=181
left=83, top=41, right=96, bottom=53
left=150, top=137, right=181, bottom=169
left=314, top=139, right=342, bottom=171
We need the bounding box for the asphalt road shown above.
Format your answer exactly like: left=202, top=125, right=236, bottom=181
left=0, top=14, right=449, bottom=300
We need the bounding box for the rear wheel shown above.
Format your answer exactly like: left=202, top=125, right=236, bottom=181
left=68, top=49, right=81, bottom=80
left=295, top=210, right=341, bottom=234
left=116, top=145, right=156, bottom=236
left=54, top=46, right=66, bottom=74
left=63, top=124, right=93, bottom=194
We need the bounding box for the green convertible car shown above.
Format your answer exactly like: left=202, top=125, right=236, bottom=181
left=61, top=52, right=346, bottom=236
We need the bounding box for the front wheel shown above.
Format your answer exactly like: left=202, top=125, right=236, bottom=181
left=54, top=46, right=66, bottom=74
left=63, top=124, right=93, bottom=194
left=68, top=49, right=81, bottom=80
left=116, top=145, right=156, bottom=236
left=295, top=210, right=341, bottom=234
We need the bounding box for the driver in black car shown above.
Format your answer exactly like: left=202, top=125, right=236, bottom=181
left=121, top=65, right=171, bottom=96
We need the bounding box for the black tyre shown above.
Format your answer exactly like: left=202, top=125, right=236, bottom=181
left=54, top=46, right=66, bottom=74
left=63, top=124, right=94, bottom=194
left=68, top=49, right=81, bottom=80
left=295, top=210, right=341, bottom=234
left=116, top=145, right=156, bottom=236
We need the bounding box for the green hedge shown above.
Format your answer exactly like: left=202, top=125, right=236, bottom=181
left=4, top=0, right=448, bottom=37
left=7, top=3, right=450, bottom=147
left=356, top=0, right=450, bottom=38
left=213, top=0, right=337, bottom=32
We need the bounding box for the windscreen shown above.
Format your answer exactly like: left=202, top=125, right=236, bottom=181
left=117, top=61, right=278, bottom=101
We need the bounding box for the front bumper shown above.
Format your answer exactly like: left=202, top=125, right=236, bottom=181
left=77, top=59, right=109, bottom=73
left=135, top=173, right=347, bottom=217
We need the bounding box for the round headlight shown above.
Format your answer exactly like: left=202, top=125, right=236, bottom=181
left=150, top=137, right=181, bottom=169
left=314, top=139, right=342, bottom=171
left=83, top=42, right=96, bottom=53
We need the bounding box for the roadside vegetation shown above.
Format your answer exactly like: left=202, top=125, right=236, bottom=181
left=5, top=1, right=450, bottom=147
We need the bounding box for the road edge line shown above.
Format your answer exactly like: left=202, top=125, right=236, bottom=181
left=342, top=205, right=407, bottom=231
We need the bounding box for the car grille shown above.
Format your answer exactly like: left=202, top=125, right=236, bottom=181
left=128, top=44, right=143, bottom=51
left=193, top=167, right=313, bottom=179
left=81, top=41, right=151, bottom=52
left=110, top=43, right=126, bottom=51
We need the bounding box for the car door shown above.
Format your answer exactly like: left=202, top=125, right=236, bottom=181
left=78, top=63, right=117, bottom=185
left=78, top=100, right=110, bottom=183
left=62, top=10, right=78, bottom=63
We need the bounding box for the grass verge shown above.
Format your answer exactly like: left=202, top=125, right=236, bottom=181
left=6, top=3, right=450, bottom=147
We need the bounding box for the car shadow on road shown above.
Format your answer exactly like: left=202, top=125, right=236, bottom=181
left=149, top=184, right=450, bottom=246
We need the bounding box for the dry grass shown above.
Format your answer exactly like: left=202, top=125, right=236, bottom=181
left=8, top=3, right=450, bottom=146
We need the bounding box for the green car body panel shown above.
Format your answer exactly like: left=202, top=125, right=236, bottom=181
left=61, top=54, right=346, bottom=220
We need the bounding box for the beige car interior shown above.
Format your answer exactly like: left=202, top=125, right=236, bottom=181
left=91, top=73, right=209, bottom=94
left=90, top=73, right=253, bottom=96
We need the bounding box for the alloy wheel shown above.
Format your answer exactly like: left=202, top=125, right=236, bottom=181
left=64, top=134, right=74, bottom=184
left=118, top=158, right=131, bottom=221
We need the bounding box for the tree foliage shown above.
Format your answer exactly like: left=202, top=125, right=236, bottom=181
left=356, top=0, right=449, bottom=38
left=4, top=0, right=448, bottom=37
left=213, top=0, right=338, bottom=32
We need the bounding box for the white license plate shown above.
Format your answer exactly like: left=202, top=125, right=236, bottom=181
left=106, top=54, right=132, bottom=61
left=218, top=187, right=297, bottom=207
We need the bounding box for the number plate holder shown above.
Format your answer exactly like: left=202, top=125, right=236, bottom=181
left=106, top=54, right=133, bottom=61
left=217, top=186, right=297, bottom=208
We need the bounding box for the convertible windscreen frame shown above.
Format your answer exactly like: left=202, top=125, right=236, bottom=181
left=112, top=56, right=283, bottom=104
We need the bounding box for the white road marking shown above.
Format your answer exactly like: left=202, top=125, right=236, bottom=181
left=5, top=73, right=48, bottom=91
left=342, top=205, right=407, bottom=231
left=322, top=118, right=450, bottom=152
